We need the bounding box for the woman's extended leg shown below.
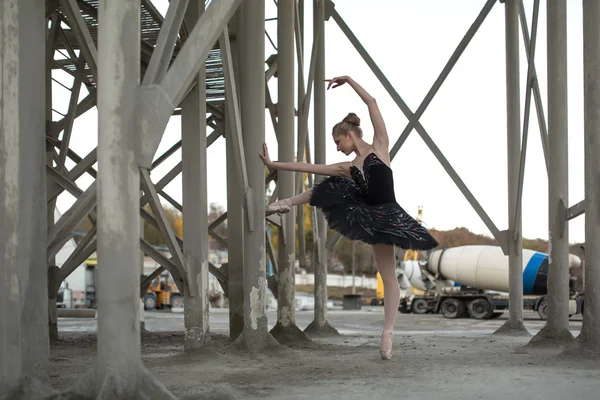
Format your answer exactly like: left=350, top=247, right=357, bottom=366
left=266, top=188, right=312, bottom=215
left=371, top=243, right=399, bottom=360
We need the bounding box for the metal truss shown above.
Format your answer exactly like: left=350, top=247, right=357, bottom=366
left=2, top=0, right=600, bottom=397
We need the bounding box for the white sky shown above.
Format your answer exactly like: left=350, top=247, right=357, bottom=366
left=54, top=0, right=588, bottom=244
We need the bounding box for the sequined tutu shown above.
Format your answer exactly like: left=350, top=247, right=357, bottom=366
left=309, top=176, right=439, bottom=250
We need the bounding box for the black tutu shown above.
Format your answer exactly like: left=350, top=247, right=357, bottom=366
left=308, top=152, right=439, bottom=250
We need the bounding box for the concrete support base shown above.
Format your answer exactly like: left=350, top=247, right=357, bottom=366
left=183, top=295, right=210, bottom=350
left=304, top=320, right=340, bottom=337
left=527, top=325, right=574, bottom=348
left=559, top=336, right=600, bottom=360
left=54, top=365, right=176, bottom=400
left=0, top=378, right=53, bottom=400
left=231, top=330, right=284, bottom=354
left=493, top=319, right=530, bottom=337
left=270, top=323, right=311, bottom=345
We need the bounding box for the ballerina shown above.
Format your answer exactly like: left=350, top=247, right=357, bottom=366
left=259, top=75, right=439, bottom=360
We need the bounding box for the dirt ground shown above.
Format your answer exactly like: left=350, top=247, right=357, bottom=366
left=50, top=308, right=600, bottom=399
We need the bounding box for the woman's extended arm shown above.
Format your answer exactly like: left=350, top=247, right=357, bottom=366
left=259, top=143, right=350, bottom=177
left=326, top=76, right=389, bottom=151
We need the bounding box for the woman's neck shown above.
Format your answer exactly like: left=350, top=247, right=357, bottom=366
left=354, top=139, right=372, bottom=157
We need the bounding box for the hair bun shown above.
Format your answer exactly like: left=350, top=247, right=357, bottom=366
left=343, top=112, right=360, bottom=127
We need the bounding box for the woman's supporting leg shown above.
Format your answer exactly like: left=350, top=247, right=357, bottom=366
left=266, top=188, right=312, bottom=215
left=371, top=243, right=399, bottom=359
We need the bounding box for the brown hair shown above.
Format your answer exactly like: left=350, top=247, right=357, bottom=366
left=332, top=112, right=362, bottom=138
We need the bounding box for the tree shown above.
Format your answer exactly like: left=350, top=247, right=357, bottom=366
left=334, top=236, right=375, bottom=275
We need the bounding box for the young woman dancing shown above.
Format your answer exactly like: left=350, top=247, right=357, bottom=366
left=259, top=75, right=439, bottom=360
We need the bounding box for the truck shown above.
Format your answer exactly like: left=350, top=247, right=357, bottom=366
left=397, top=245, right=584, bottom=320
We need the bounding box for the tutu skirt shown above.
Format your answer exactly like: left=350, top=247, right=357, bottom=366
left=309, top=176, right=439, bottom=250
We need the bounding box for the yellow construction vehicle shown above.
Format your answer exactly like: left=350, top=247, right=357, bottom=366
left=144, top=272, right=183, bottom=310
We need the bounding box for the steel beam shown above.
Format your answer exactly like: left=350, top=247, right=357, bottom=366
left=513, top=0, right=540, bottom=238
left=219, top=26, right=254, bottom=231
left=566, top=200, right=585, bottom=221
left=58, top=0, right=98, bottom=79
left=329, top=5, right=506, bottom=252
left=143, top=0, right=189, bottom=85
left=138, top=0, right=242, bottom=166
left=518, top=0, right=549, bottom=173
left=140, top=169, right=186, bottom=274
left=47, top=182, right=96, bottom=263
left=390, top=0, right=496, bottom=154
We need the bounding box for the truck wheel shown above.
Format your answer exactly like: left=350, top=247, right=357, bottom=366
left=440, top=298, right=465, bottom=319
left=467, top=298, right=493, bottom=319
left=537, top=298, right=548, bottom=320
left=170, top=294, right=184, bottom=308
left=143, top=293, right=157, bottom=310
left=411, top=298, right=429, bottom=314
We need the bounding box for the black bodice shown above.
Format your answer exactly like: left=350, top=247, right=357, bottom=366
left=309, top=150, right=439, bottom=250
left=350, top=152, right=396, bottom=205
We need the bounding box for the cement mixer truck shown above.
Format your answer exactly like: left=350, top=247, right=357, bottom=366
left=397, top=245, right=584, bottom=320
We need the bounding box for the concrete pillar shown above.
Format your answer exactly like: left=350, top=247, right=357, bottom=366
left=495, top=0, right=529, bottom=336
left=270, top=0, right=308, bottom=344
left=181, top=0, right=210, bottom=351
left=226, top=7, right=245, bottom=342
left=530, top=0, right=572, bottom=346
left=238, top=0, right=271, bottom=351
left=46, top=14, right=60, bottom=344
left=296, top=0, right=308, bottom=272
left=304, top=0, right=338, bottom=336
left=226, top=108, right=245, bottom=341
left=568, top=0, right=600, bottom=356
left=89, top=0, right=175, bottom=397
left=0, top=0, right=49, bottom=397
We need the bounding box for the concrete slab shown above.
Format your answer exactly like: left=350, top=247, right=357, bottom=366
left=50, top=309, right=600, bottom=399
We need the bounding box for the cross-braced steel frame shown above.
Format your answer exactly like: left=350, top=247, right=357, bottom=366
left=1, top=0, right=599, bottom=398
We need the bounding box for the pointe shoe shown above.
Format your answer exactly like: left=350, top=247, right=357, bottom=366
left=380, top=329, right=393, bottom=360
left=266, top=199, right=292, bottom=216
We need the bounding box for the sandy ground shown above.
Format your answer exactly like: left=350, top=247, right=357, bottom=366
left=50, top=308, right=600, bottom=399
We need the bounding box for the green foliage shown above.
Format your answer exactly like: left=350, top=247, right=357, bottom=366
left=333, top=236, right=376, bottom=275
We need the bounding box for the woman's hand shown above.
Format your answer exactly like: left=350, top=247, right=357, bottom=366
left=259, top=142, right=273, bottom=167
left=325, top=75, right=351, bottom=90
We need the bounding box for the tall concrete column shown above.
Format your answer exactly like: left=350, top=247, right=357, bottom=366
left=226, top=109, right=245, bottom=341
left=270, top=0, right=307, bottom=344
left=495, top=0, right=528, bottom=336
left=305, top=0, right=338, bottom=336
left=182, top=0, right=210, bottom=351
left=0, top=0, right=49, bottom=397
left=226, top=7, right=245, bottom=342
left=530, top=0, right=572, bottom=346
left=46, top=12, right=60, bottom=344
left=296, top=0, right=308, bottom=272
left=567, top=0, right=600, bottom=356
left=84, top=0, right=175, bottom=397
left=238, top=0, right=271, bottom=351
